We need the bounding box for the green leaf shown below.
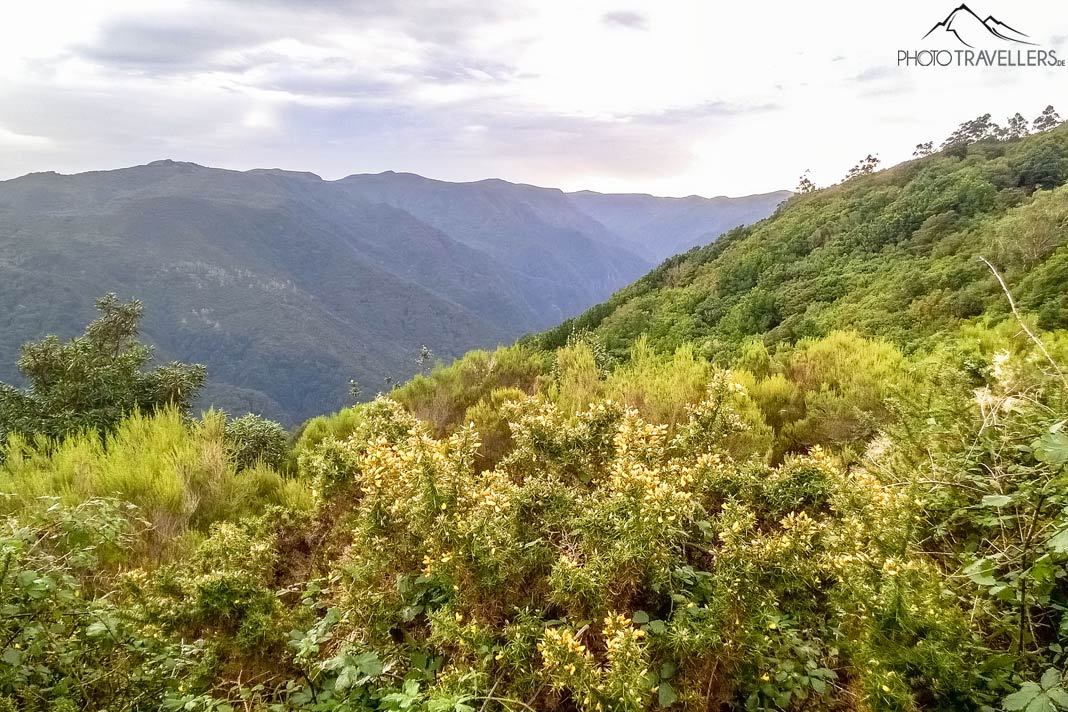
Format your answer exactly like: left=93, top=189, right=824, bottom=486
left=1033, top=432, right=1068, bottom=467
left=964, top=558, right=999, bottom=587
left=2, top=647, right=22, bottom=666
left=86, top=620, right=112, bottom=638
left=335, top=666, right=356, bottom=692
left=1047, top=689, right=1068, bottom=709
left=658, top=682, right=677, bottom=707
left=1031, top=558, right=1056, bottom=583
left=1026, top=695, right=1055, bottom=712
left=354, top=651, right=384, bottom=677
left=646, top=620, right=668, bottom=635
left=1041, top=669, right=1062, bottom=690
left=1048, top=529, right=1068, bottom=555
left=427, top=698, right=452, bottom=712
left=981, top=494, right=1012, bottom=507
left=632, top=610, right=650, bottom=624
left=1005, top=682, right=1042, bottom=711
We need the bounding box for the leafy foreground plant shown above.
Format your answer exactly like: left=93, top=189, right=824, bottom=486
left=0, top=499, right=215, bottom=711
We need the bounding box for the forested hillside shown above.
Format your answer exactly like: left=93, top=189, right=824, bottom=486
left=0, top=164, right=782, bottom=423
left=2, top=116, right=1067, bottom=712
left=531, top=123, right=1068, bottom=358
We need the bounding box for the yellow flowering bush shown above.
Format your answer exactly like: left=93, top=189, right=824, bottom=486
left=275, top=369, right=994, bottom=711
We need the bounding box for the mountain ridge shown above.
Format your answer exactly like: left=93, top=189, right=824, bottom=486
left=0, top=161, right=785, bottom=423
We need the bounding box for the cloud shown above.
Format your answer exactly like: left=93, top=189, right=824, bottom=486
left=1, top=0, right=1066, bottom=196
left=75, top=20, right=268, bottom=70
left=0, top=125, right=52, bottom=148
left=602, top=10, right=647, bottom=30
left=631, top=101, right=780, bottom=124
left=851, top=66, right=895, bottom=82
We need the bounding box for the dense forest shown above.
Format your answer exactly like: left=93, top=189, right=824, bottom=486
left=2, top=114, right=1068, bottom=712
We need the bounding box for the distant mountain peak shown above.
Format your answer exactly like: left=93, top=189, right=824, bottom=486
left=146, top=159, right=203, bottom=168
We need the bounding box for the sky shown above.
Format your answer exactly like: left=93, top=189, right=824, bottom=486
left=0, top=0, right=1065, bottom=197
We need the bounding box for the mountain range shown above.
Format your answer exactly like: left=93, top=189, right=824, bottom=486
left=0, top=161, right=786, bottom=423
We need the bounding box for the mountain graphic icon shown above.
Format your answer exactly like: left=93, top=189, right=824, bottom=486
left=922, top=4, right=1036, bottom=48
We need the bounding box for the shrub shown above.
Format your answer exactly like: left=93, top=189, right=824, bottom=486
left=224, top=413, right=289, bottom=470
left=0, top=500, right=211, bottom=709
left=0, top=408, right=310, bottom=542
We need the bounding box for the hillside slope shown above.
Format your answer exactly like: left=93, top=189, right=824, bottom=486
left=532, top=124, right=1068, bottom=358
left=337, top=172, right=649, bottom=324
left=0, top=163, right=781, bottom=422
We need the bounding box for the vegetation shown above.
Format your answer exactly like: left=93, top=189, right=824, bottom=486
left=1, top=112, right=1067, bottom=711
left=0, top=294, right=205, bottom=445
left=0, top=164, right=787, bottom=425
left=530, top=121, right=1068, bottom=361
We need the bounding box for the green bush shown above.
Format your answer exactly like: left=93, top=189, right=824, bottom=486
left=224, top=413, right=289, bottom=470
left=0, top=408, right=310, bottom=541
left=0, top=294, right=205, bottom=445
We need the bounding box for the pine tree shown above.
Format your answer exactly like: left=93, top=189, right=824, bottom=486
left=941, top=113, right=999, bottom=149
left=1006, top=112, right=1030, bottom=139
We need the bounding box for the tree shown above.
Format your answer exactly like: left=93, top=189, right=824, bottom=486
left=913, top=141, right=934, bottom=158
left=941, top=113, right=1001, bottom=149
left=1006, top=113, right=1030, bottom=139
left=795, top=170, right=817, bottom=194
left=0, top=294, right=206, bottom=443
left=1033, top=105, right=1062, bottom=133
left=348, top=379, right=363, bottom=404
left=845, top=154, right=881, bottom=180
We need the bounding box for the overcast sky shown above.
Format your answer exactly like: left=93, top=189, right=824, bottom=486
left=0, top=0, right=1065, bottom=196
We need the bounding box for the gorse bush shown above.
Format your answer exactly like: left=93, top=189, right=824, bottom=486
left=168, top=332, right=1061, bottom=711
left=392, top=346, right=548, bottom=434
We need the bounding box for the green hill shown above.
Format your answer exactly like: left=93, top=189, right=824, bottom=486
left=530, top=123, right=1068, bottom=359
